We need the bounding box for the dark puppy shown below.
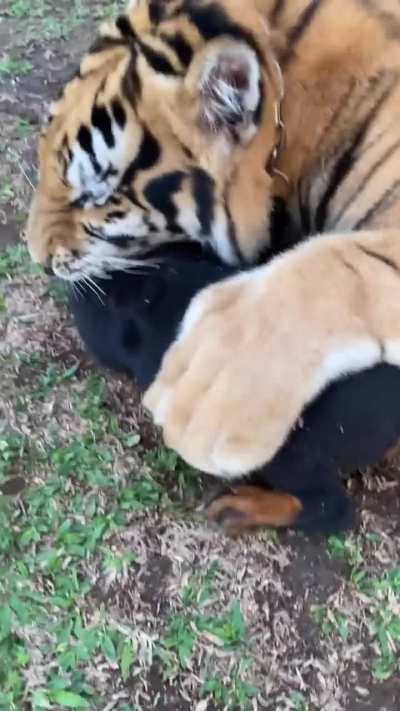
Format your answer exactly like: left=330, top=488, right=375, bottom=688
left=70, top=243, right=400, bottom=535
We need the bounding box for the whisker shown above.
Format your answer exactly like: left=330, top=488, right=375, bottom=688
left=81, top=276, right=105, bottom=305
left=73, top=280, right=86, bottom=300
left=70, top=282, right=79, bottom=302
left=85, top=274, right=106, bottom=296
left=104, top=264, right=156, bottom=276
left=101, top=256, right=160, bottom=269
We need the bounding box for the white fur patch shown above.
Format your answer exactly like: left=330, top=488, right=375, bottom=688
left=383, top=339, right=400, bottom=366
left=211, top=203, right=239, bottom=265
left=177, top=268, right=256, bottom=340
left=67, top=116, right=142, bottom=207
left=178, top=288, right=212, bottom=340
left=314, top=339, right=382, bottom=396
left=99, top=210, right=150, bottom=239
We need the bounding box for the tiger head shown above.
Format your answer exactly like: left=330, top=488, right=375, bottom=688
left=26, top=0, right=282, bottom=281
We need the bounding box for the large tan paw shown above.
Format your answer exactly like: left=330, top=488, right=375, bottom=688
left=143, top=264, right=308, bottom=476
left=143, top=237, right=380, bottom=477
left=143, top=270, right=289, bottom=477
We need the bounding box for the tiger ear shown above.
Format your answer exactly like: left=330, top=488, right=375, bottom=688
left=189, top=39, right=262, bottom=138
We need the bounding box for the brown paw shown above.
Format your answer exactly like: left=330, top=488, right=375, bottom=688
left=206, top=485, right=303, bottom=537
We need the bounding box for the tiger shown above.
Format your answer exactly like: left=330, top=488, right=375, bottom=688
left=26, top=0, right=400, bottom=533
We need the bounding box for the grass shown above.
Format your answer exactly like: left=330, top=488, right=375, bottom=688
left=0, top=244, right=34, bottom=278
left=0, top=0, right=51, bottom=18
left=0, top=369, right=160, bottom=709
left=17, top=118, right=35, bottom=139
left=311, top=533, right=400, bottom=681
left=0, top=248, right=261, bottom=707
left=181, top=562, right=220, bottom=606
left=0, top=0, right=126, bottom=43
left=201, top=665, right=258, bottom=711
left=0, top=183, right=15, bottom=204
left=0, top=56, right=33, bottom=77
left=0, top=303, right=161, bottom=709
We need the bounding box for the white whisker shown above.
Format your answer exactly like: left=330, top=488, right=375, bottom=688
left=81, top=276, right=105, bottom=305
left=72, top=280, right=85, bottom=301
left=85, top=274, right=106, bottom=296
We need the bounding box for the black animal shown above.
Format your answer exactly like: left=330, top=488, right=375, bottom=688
left=70, top=243, right=400, bottom=535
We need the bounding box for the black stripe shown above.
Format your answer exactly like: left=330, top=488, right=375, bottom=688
left=357, top=244, right=400, bottom=274
left=88, top=36, right=126, bottom=54
left=149, top=1, right=165, bottom=24
left=108, top=196, right=122, bottom=206
left=103, top=236, right=130, bottom=247
left=315, top=76, right=397, bottom=232
left=270, top=196, right=303, bottom=252
left=116, top=15, right=136, bottom=40
left=122, top=55, right=142, bottom=104
left=270, top=0, right=286, bottom=22
left=139, top=40, right=179, bottom=75
left=123, top=187, right=146, bottom=210
left=222, top=188, right=243, bottom=263
left=59, top=136, right=71, bottom=181
left=121, top=128, right=161, bottom=186
left=82, top=223, right=104, bottom=239
left=354, top=178, right=400, bottom=229
left=333, top=137, right=400, bottom=227
left=111, top=99, right=127, bottom=129
left=317, top=79, right=358, bottom=153
left=71, top=193, right=91, bottom=209
left=91, top=105, right=115, bottom=148
left=191, top=168, right=215, bottom=236
left=183, top=1, right=263, bottom=64
left=101, top=164, right=118, bottom=180
left=281, top=0, right=324, bottom=65
left=298, top=179, right=311, bottom=236
left=340, top=258, right=359, bottom=277
left=254, top=77, right=264, bottom=126
left=161, top=32, right=194, bottom=67
left=117, top=11, right=177, bottom=77
left=105, top=210, right=126, bottom=221
left=77, top=125, right=102, bottom=174
left=144, top=171, right=186, bottom=233
left=82, top=223, right=133, bottom=245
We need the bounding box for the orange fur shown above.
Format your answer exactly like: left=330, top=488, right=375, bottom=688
left=206, top=485, right=303, bottom=534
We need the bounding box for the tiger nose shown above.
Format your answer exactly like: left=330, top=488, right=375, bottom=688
left=43, top=257, right=54, bottom=276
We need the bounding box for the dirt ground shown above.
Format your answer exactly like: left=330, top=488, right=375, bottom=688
left=0, top=2, right=400, bottom=710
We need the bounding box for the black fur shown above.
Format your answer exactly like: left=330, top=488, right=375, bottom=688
left=70, top=243, right=400, bottom=533
left=71, top=244, right=235, bottom=389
